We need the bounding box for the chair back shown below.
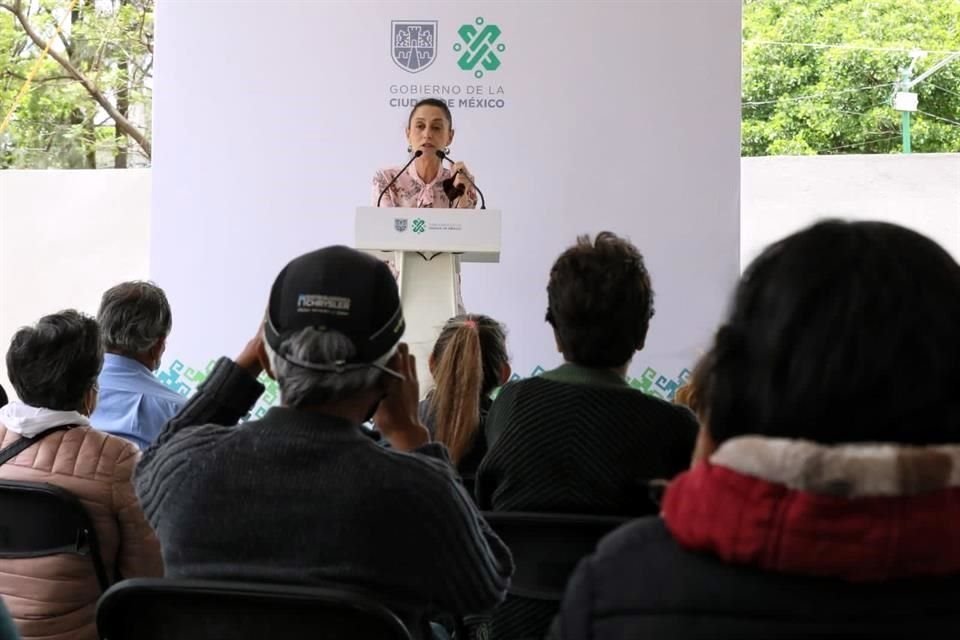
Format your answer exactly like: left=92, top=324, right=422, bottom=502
left=482, top=511, right=630, bottom=601
left=476, top=511, right=630, bottom=640
left=0, top=479, right=110, bottom=592
left=97, top=577, right=416, bottom=640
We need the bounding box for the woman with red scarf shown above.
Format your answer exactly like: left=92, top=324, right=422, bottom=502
left=552, top=220, right=960, bottom=639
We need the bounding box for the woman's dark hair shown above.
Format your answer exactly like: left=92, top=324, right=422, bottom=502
left=546, top=232, right=655, bottom=368
left=0, top=383, right=7, bottom=408
left=429, top=314, right=508, bottom=464
left=407, top=98, right=453, bottom=129
left=702, top=220, right=960, bottom=446
left=6, top=310, right=103, bottom=411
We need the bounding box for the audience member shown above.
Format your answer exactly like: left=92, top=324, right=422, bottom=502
left=474, top=232, right=697, bottom=640
left=90, top=281, right=185, bottom=449
left=553, top=221, right=960, bottom=639
left=0, top=310, right=162, bottom=640
left=419, top=314, right=510, bottom=479
left=135, top=246, right=513, bottom=640
left=476, top=232, right=697, bottom=516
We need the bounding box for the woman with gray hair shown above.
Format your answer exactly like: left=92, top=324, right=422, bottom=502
left=0, top=310, right=162, bottom=640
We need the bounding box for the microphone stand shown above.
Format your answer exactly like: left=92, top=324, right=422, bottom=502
left=377, top=150, right=423, bottom=207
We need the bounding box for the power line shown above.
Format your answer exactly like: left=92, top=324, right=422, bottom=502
left=817, top=135, right=902, bottom=153
left=743, top=83, right=893, bottom=107
left=917, top=110, right=960, bottom=127
left=744, top=40, right=960, bottom=56
left=930, top=84, right=960, bottom=99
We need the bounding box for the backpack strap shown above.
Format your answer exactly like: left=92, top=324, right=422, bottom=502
left=0, top=425, right=72, bottom=466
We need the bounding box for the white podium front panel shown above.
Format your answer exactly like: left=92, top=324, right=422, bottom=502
left=355, top=207, right=501, bottom=263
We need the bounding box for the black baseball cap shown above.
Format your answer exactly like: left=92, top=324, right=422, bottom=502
left=264, top=246, right=405, bottom=377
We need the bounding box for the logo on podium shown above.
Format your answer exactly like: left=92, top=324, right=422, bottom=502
left=392, top=21, right=437, bottom=73
left=394, top=218, right=408, bottom=232
left=412, top=218, right=426, bottom=234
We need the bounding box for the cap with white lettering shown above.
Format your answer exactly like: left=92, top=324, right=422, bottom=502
left=263, top=245, right=405, bottom=365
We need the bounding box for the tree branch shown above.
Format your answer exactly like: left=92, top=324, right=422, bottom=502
left=0, top=0, right=151, bottom=158
left=3, top=70, right=76, bottom=84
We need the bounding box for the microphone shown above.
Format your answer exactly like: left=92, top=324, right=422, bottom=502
left=377, top=150, right=423, bottom=207
left=436, top=150, right=486, bottom=210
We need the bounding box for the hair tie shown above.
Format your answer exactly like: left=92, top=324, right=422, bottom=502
left=463, top=319, right=478, bottom=330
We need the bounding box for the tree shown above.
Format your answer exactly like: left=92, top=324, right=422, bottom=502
left=742, top=0, right=960, bottom=155
left=0, top=0, right=152, bottom=168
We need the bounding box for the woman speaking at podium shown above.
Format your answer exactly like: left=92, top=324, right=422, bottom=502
left=371, top=98, right=476, bottom=380
left=372, top=98, right=478, bottom=209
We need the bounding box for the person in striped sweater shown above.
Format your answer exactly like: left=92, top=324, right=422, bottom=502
left=474, top=232, right=698, bottom=640
left=477, top=232, right=697, bottom=517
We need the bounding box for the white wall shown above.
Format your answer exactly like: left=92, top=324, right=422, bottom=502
left=0, top=169, right=151, bottom=398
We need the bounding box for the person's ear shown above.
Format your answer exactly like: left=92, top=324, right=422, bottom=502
left=82, top=386, right=98, bottom=417
left=150, top=336, right=167, bottom=370
left=499, top=363, right=512, bottom=386
left=447, top=128, right=455, bottom=148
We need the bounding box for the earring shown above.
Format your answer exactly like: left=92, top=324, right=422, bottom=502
left=443, top=147, right=450, bottom=155
left=407, top=145, right=413, bottom=153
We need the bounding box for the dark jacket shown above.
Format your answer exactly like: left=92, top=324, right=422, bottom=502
left=136, top=357, right=513, bottom=637
left=552, top=517, right=960, bottom=640
left=553, top=436, right=960, bottom=639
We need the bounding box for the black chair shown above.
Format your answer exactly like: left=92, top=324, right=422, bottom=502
left=97, top=577, right=418, bottom=640
left=0, top=479, right=110, bottom=592
left=479, top=511, right=630, bottom=640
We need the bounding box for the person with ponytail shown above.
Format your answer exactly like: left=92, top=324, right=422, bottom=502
left=421, top=314, right=511, bottom=478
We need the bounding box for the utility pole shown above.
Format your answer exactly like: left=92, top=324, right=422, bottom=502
left=895, top=67, right=914, bottom=153
left=893, top=50, right=960, bottom=154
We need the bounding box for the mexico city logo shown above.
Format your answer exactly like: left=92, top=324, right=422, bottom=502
left=453, top=17, right=505, bottom=79
left=392, top=21, right=437, bottom=73
left=412, top=218, right=426, bottom=234
left=394, top=218, right=408, bottom=232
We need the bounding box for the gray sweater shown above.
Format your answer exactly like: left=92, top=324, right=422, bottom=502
left=135, top=357, right=512, bottom=621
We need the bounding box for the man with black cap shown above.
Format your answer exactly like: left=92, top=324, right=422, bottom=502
left=135, top=246, right=513, bottom=635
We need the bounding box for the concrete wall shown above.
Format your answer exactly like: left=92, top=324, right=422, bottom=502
left=741, top=153, right=960, bottom=267
left=0, top=169, right=151, bottom=396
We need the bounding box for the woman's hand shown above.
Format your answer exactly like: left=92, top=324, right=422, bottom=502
left=452, top=161, right=474, bottom=191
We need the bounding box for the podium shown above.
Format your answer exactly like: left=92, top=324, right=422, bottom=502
left=355, top=207, right=501, bottom=395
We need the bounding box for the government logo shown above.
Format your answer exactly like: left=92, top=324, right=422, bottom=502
left=453, top=17, right=505, bottom=79
left=392, top=21, right=437, bottom=73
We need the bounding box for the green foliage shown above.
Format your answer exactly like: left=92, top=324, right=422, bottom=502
left=743, top=0, right=960, bottom=155
left=0, top=0, right=152, bottom=168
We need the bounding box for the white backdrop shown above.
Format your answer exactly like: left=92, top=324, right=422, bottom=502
left=149, top=0, right=742, bottom=408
